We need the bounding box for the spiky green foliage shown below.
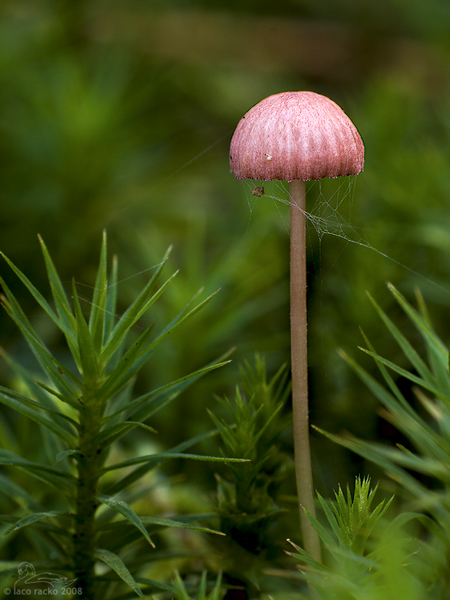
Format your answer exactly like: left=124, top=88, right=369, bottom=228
left=311, top=283, right=450, bottom=598
left=288, top=516, right=427, bottom=600
left=209, top=356, right=291, bottom=524
left=207, top=356, right=292, bottom=595
left=171, top=570, right=225, bottom=600
left=285, top=478, right=422, bottom=600
left=288, top=477, right=392, bottom=567
left=318, top=477, right=392, bottom=557
left=318, top=284, right=450, bottom=520
left=0, top=234, right=246, bottom=599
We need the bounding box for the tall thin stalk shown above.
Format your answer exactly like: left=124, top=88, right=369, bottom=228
left=289, top=180, right=322, bottom=564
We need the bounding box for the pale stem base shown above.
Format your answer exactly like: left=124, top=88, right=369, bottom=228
left=289, top=179, right=322, bottom=565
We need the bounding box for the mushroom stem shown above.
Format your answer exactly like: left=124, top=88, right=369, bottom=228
left=289, top=179, right=322, bottom=564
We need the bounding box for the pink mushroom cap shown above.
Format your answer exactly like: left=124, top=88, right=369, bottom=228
left=230, top=91, right=364, bottom=182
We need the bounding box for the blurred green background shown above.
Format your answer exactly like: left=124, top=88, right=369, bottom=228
left=1, top=0, right=450, bottom=496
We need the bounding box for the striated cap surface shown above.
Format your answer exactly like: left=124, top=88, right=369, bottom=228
left=230, top=91, right=364, bottom=182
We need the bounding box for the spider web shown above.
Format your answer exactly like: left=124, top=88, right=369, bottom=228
left=244, top=177, right=372, bottom=250
left=242, top=177, right=449, bottom=296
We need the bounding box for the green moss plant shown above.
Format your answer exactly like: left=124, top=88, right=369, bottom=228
left=208, top=355, right=292, bottom=596
left=286, top=478, right=419, bottom=600
left=313, top=283, right=450, bottom=598
left=0, top=233, right=246, bottom=599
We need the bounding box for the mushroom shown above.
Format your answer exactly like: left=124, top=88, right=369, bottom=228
left=230, top=91, right=364, bottom=563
